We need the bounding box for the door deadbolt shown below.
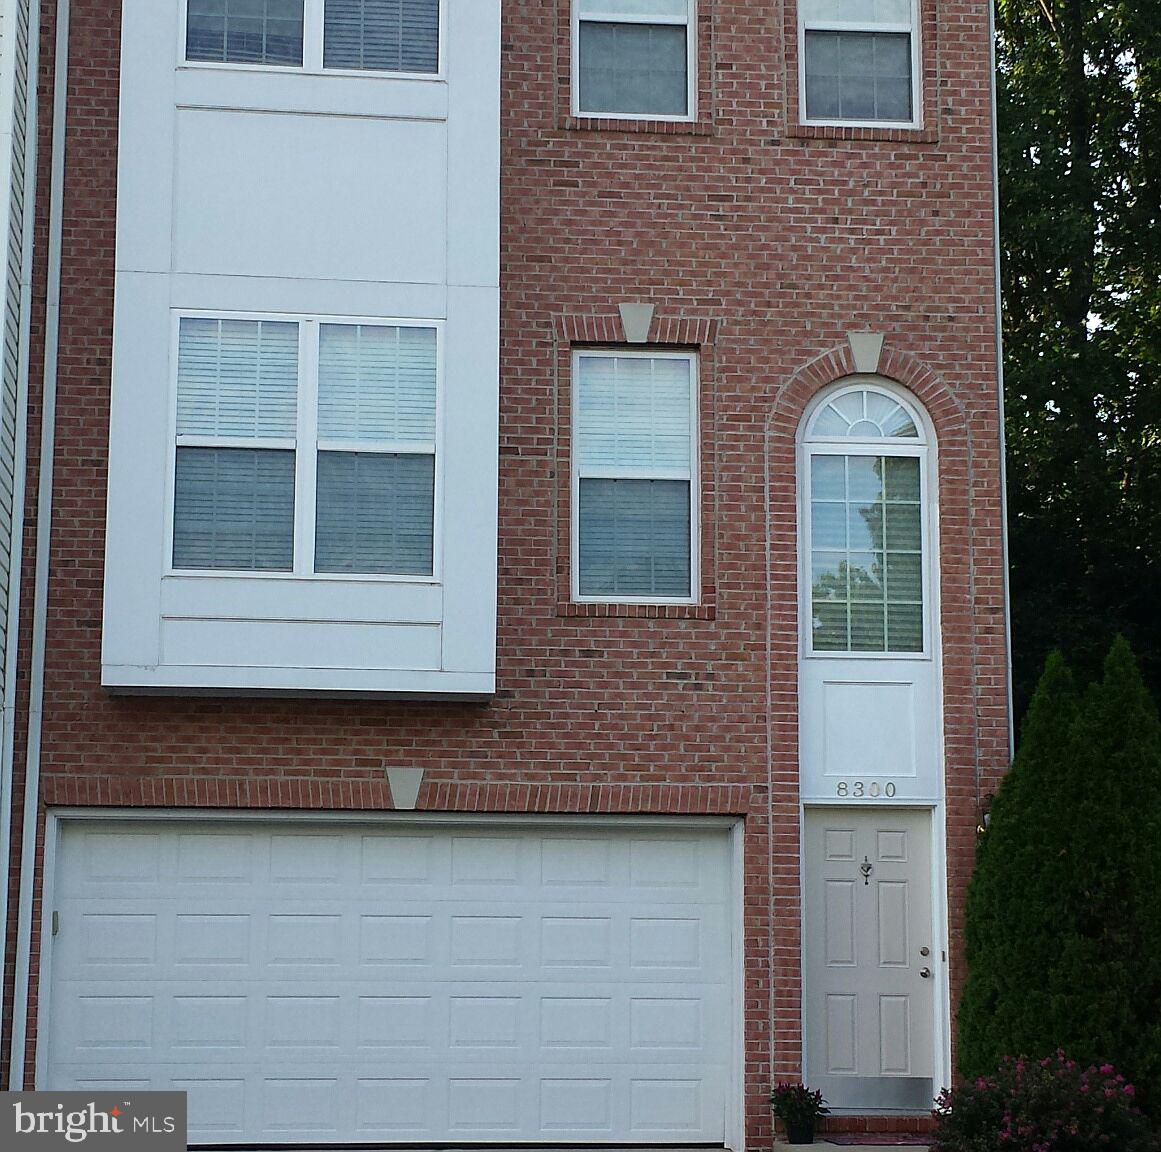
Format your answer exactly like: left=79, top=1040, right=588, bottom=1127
left=920, top=946, right=930, bottom=957
left=919, top=966, right=932, bottom=979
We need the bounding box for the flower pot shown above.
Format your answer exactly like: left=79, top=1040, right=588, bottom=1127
left=784, top=1119, right=815, bottom=1145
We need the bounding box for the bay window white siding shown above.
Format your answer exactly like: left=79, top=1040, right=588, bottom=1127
left=104, top=0, right=499, bottom=696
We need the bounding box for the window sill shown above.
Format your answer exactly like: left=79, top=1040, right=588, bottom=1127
left=558, top=600, right=715, bottom=620
left=788, top=121, right=939, bottom=145
left=564, top=114, right=714, bottom=136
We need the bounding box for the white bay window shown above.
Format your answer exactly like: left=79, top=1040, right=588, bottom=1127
left=573, top=350, right=698, bottom=602
left=184, top=0, right=442, bottom=74
left=172, top=314, right=438, bottom=579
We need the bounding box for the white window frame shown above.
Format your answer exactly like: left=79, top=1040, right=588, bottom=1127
left=798, top=0, right=922, bottom=129
left=178, top=0, right=447, bottom=81
left=571, top=0, right=698, bottom=123
left=799, top=381, right=932, bottom=659
left=165, top=309, right=444, bottom=584
left=570, top=348, right=701, bottom=605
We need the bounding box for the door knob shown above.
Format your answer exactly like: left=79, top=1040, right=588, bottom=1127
left=919, top=967, right=932, bottom=979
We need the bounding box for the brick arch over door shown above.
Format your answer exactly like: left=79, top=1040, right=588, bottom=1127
left=761, top=339, right=984, bottom=1082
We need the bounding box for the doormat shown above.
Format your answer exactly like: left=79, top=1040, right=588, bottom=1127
left=825, top=1137, right=931, bottom=1146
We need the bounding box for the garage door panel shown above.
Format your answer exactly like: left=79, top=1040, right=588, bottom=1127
left=49, top=821, right=734, bottom=1145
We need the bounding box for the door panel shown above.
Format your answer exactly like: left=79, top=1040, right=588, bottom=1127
left=804, top=808, right=935, bottom=1111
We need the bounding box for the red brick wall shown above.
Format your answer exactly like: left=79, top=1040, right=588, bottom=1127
left=2, top=0, right=1011, bottom=1140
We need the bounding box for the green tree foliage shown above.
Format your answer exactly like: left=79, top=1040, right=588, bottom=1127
left=998, top=0, right=1161, bottom=720
left=958, top=638, right=1161, bottom=1109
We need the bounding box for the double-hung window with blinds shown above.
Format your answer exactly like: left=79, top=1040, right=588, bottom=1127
left=799, top=0, right=917, bottom=125
left=185, top=0, right=440, bottom=74
left=574, top=0, right=695, bottom=119
left=573, top=351, right=697, bottom=601
left=173, top=316, right=438, bottom=577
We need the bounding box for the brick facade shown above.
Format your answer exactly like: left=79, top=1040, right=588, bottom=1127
left=2, top=0, right=1010, bottom=1142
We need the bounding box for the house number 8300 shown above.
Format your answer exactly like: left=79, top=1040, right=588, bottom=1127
left=837, top=781, right=896, bottom=798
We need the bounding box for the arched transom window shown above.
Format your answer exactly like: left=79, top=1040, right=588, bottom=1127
left=802, top=383, right=929, bottom=654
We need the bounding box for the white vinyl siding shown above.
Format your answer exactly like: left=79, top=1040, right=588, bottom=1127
left=573, top=351, right=697, bottom=602
left=171, top=314, right=439, bottom=578
left=184, top=0, right=441, bottom=74
left=574, top=0, right=695, bottom=120
left=799, top=0, right=919, bottom=126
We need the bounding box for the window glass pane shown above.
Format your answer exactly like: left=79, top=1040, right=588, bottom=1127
left=813, top=601, right=849, bottom=651
left=851, top=602, right=887, bottom=651
left=578, top=478, right=691, bottom=598
left=318, top=324, right=436, bottom=444
left=804, top=31, right=912, bottom=122
left=579, top=21, right=688, bottom=116
left=177, top=318, right=298, bottom=439
left=811, top=454, right=846, bottom=500
left=801, top=0, right=911, bottom=24
left=186, top=0, right=304, bottom=65
left=811, top=501, right=847, bottom=549
left=173, top=447, right=295, bottom=570
left=578, top=0, right=686, bottom=17
left=577, top=356, right=691, bottom=470
left=315, top=451, right=435, bottom=575
left=885, top=552, right=921, bottom=601
left=884, top=455, right=920, bottom=501
left=847, top=454, right=883, bottom=502
left=887, top=603, right=923, bottom=651
left=810, top=452, right=923, bottom=653
left=885, top=502, right=922, bottom=551
left=324, top=0, right=439, bottom=73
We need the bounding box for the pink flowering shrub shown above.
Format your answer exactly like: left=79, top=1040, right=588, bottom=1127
left=932, top=1052, right=1159, bottom=1152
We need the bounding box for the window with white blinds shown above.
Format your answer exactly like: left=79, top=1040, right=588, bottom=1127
left=172, top=315, right=439, bottom=577
left=574, top=0, right=694, bottom=119
left=185, top=0, right=305, bottom=66
left=185, top=0, right=440, bottom=73
left=799, top=0, right=918, bottom=125
left=573, top=352, right=697, bottom=601
left=324, top=0, right=439, bottom=73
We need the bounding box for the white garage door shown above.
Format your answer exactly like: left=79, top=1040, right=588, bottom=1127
left=47, top=820, right=735, bottom=1145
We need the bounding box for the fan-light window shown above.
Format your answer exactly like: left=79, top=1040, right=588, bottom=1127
left=573, top=351, right=697, bottom=601
left=804, top=385, right=928, bottom=654
left=185, top=0, right=440, bottom=74
left=172, top=315, right=438, bottom=577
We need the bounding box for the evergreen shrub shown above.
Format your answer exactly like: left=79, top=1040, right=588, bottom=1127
left=957, top=638, right=1161, bottom=1111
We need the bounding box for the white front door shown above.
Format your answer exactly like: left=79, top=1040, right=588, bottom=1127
left=803, top=808, right=935, bottom=1111
left=46, top=820, right=735, bottom=1145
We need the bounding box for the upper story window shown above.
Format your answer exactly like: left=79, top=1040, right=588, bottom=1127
left=572, top=350, right=698, bottom=602
left=173, top=314, right=439, bottom=577
left=803, top=384, right=928, bottom=654
left=573, top=0, right=696, bottom=121
left=799, top=0, right=918, bottom=126
left=185, top=0, right=441, bottom=74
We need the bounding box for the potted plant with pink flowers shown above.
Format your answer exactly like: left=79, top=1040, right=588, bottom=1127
left=771, top=1081, right=828, bottom=1145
